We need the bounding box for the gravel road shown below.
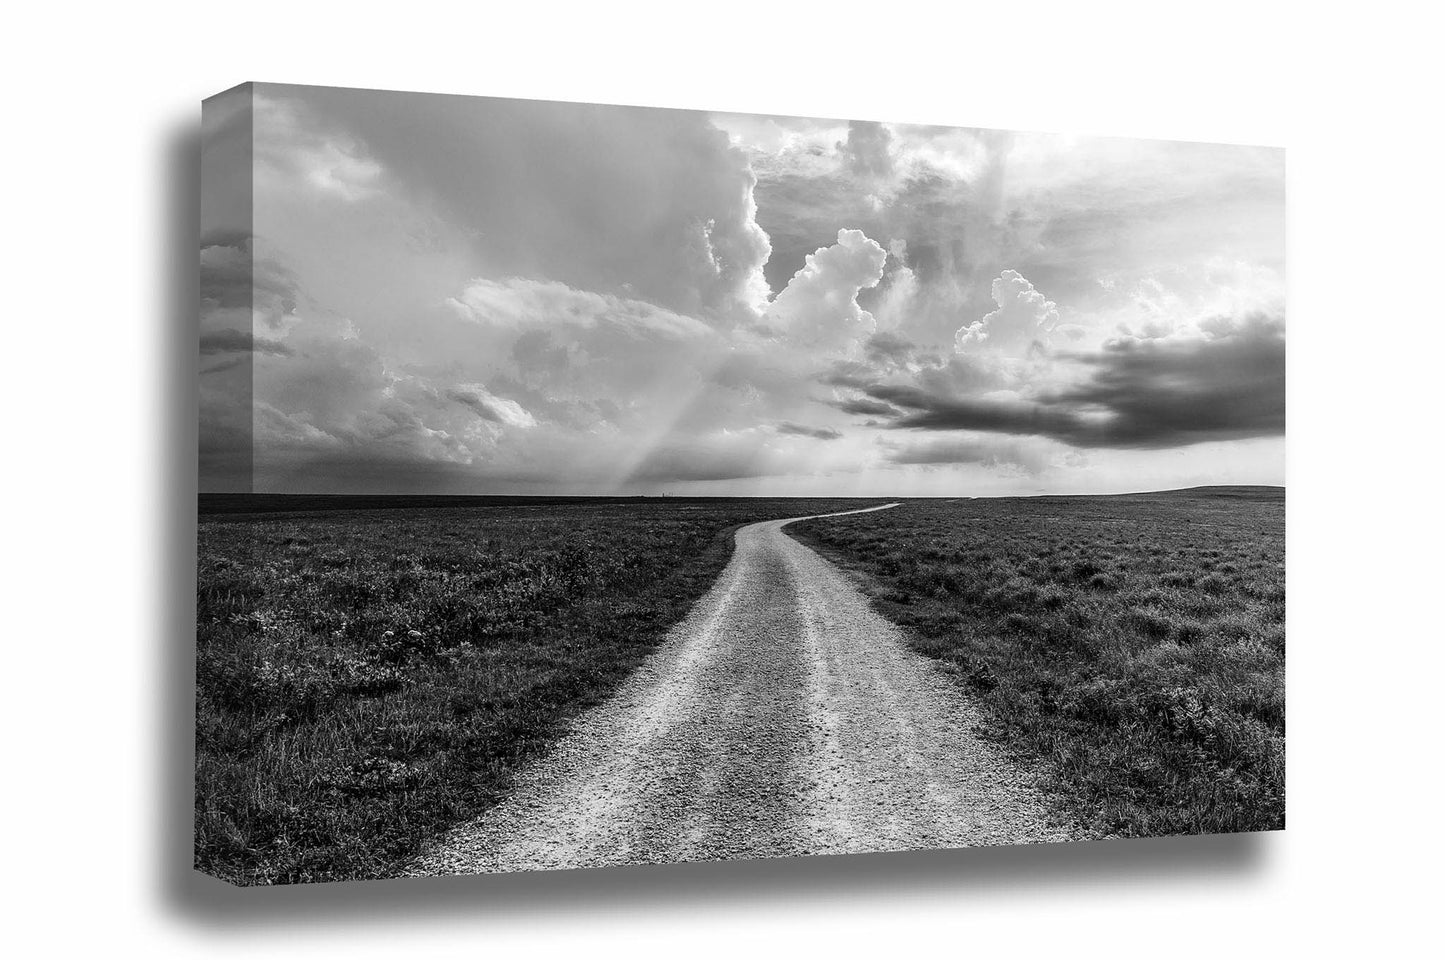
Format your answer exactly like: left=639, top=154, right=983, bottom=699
left=410, top=504, right=1077, bottom=876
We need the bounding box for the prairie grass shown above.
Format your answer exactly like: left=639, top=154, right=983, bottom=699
left=789, top=487, right=1285, bottom=838
left=195, top=496, right=867, bottom=884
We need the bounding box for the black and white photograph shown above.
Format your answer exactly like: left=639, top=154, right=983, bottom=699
left=16, top=3, right=1445, bottom=954
left=198, top=83, right=1284, bottom=885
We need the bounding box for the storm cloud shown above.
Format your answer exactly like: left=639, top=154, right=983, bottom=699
left=203, top=84, right=1285, bottom=495
left=830, top=397, right=902, bottom=417
left=853, top=312, right=1284, bottom=449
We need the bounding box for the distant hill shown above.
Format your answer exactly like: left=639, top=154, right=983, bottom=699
left=1147, top=485, right=1285, bottom=500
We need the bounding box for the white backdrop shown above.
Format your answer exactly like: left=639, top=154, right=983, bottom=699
left=4, top=1, right=1440, bottom=955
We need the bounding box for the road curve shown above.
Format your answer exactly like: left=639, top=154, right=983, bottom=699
left=410, top=503, right=1076, bottom=875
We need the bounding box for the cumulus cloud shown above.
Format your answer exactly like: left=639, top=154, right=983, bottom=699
left=767, top=228, right=887, bottom=349
left=955, top=270, right=1061, bottom=354
left=738, top=127, right=1016, bottom=329
left=738, top=114, right=1284, bottom=364
left=204, top=87, right=1284, bottom=495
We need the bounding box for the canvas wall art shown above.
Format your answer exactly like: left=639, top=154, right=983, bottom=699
left=197, top=83, right=1284, bottom=885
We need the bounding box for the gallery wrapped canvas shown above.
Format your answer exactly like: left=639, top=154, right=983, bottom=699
left=197, top=83, right=1284, bottom=885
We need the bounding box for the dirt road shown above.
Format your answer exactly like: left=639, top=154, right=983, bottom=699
left=410, top=504, right=1075, bottom=875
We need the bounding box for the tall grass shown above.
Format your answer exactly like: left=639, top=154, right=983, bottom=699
left=196, top=497, right=868, bottom=884
left=789, top=487, right=1285, bottom=838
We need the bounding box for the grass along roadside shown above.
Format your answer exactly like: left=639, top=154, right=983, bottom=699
left=196, top=497, right=872, bottom=884
left=787, top=487, right=1285, bottom=838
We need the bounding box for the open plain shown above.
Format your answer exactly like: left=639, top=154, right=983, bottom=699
left=196, top=487, right=1282, bottom=884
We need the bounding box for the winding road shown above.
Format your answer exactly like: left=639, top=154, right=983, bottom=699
left=410, top=504, right=1075, bottom=875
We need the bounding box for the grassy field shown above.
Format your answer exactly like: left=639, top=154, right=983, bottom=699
left=788, top=487, right=1285, bottom=839
left=195, top=496, right=870, bottom=885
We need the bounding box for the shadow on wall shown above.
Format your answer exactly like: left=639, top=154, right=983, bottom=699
left=154, top=106, right=1273, bottom=930
left=168, top=831, right=1270, bottom=929
left=154, top=111, right=201, bottom=920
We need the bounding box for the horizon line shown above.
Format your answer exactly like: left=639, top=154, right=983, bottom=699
left=199, top=482, right=1285, bottom=502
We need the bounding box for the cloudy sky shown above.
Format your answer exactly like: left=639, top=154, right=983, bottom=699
left=200, top=83, right=1284, bottom=496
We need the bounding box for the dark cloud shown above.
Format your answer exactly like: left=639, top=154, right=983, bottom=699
left=864, top=331, right=915, bottom=365
left=830, top=397, right=901, bottom=417
left=199, top=228, right=251, bottom=252
left=818, top=361, right=881, bottom=390
left=849, top=313, right=1284, bottom=449
left=199, top=236, right=253, bottom=312
left=1046, top=312, right=1285, bottom=447
left=199, top=329, right=293, bottom=356
left=200, top=233, right=300, bottom=317
left=870, top=385, right=1085, bottom=436
left=200, top=356, right=248, bottom=376
left=776, top=421, right=843, bottom=440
